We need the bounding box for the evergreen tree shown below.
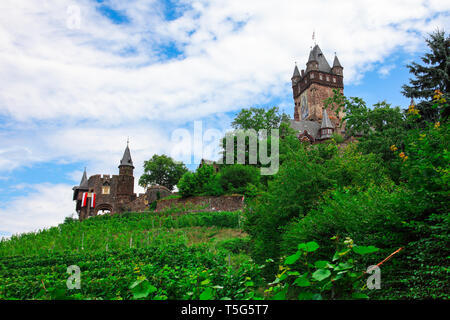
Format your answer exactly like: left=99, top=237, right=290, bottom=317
left=402, top=29, right=450, bottom=122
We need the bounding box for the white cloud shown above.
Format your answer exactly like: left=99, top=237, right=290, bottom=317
left=0, top=183, right=75, bottom=235
left=378, top=64, right=396, bottom=78
left=0, top=1, right=449, bottom=235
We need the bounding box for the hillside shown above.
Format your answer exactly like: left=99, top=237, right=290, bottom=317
left=0, top=210, right=261, bottom=300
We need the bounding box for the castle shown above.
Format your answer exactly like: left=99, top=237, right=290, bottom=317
left=289, top=44, right=345, bottom=143
left=72, top=143, right=170, bottom=220
left=73, top=44, right=345, bottom=219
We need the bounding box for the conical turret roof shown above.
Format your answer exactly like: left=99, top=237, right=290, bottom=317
left=307, top=45, right=331, bottom=73
left=333, top=55, right=342, bottom=68
left=321, top=108, right=334, bottom=129
left=119, top=143, right=134, bottom=168
left=79, top=168, right=88, bottom=189
left=292, top=65, right=300, bottom=78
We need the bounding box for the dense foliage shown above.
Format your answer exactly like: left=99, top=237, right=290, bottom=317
left=139, top=154, right=188, bottom=191
left=402, top=30, right=449, bottom=122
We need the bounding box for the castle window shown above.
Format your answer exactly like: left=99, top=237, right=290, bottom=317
left=102, top=182, right=110, bottom=195
left=333, top=77, right=336, bottom=83
left=319, top=74, right=323, bottom=80
left=326, top=76, right=330, bottom=81
left=310, top=73, right=314, bottom=79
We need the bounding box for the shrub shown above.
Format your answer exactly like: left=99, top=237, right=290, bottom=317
left=219, top=164, right=260, bottom=195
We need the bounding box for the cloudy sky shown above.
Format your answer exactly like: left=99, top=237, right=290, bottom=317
left=0, top=0, right=449, bottom=237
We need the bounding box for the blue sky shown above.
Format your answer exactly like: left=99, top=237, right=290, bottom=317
left=0, top=0, right=449, bottom=236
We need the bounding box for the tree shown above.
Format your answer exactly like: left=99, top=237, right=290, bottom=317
left=138, top=154, right=188, bottom=191
left=221, top=107, right=290, bottom=167
left=231, top=106, right=290, bottom=132
left=402, top=29, right=450, bottom=122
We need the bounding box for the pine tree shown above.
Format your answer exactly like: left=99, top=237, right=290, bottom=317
left=402, top=29, right=449, bottom=122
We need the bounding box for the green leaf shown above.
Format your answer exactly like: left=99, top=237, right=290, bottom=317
left=200, top=279, right=210, bottom=286
left=312, top=269, right=331, bottom=282
left=314, top=260, right=330, bottom=269
left=293, top=273, right=311, bottom=287
left=130, top=280, right=157, bottom=299
left=245, top=281, right=254, bottom=287
left=272, top=288, right=287, bottom=300
left=352, top=245, right=379, bottom=255
left=305, top=241, right=320, bottom=252
left=299, top=241, right=319, bottom=252
left=199, top=287, right=213, bottom=300
left=334, top=261, right=354, bottom=271
left=352, top=292, right=369, bottom=299
left=285, top=252, right=301, bottom=265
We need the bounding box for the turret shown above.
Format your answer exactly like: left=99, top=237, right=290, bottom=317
left=118, top=142, right=134, bottom=176
left=306, top=48, right=318, bottom=72
left=332, top=54, right=343, bottom=76
left=291, top=65, right=301, bottom=85
left=320, top=108, right=334, bottom=140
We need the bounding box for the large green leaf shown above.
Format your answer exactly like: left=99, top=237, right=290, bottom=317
left=298, top=241, right=320, bottom=252
left=352, top=245, right=379, bottom=255
left=293, top=273, right=311, bottom=287
left=285, top=252, right=301, bottom=265
left=312, top=269, right=331, bottom=282
left=130, top=279, right=157, bottom=299
left=199, top=287, right=214, bottom=300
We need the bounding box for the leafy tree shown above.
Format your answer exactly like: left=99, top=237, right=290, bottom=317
left=138, top=154, right=188, bottom=191
left=402, top=29, right=450, bottom=122
left=231, top=106, right=290, bottom=132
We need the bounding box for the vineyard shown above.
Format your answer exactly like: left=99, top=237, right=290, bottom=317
left=0, top=210, right=265, bottom=300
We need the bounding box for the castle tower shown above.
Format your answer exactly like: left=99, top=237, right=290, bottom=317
left=72, top=168, right=90, bottom=220
left=117, top=142, right=135, bottom=206
left=292, top=45, right=344, bottom=127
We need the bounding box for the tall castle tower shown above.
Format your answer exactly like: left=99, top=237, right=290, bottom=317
left=291, top=45, right=344, bottom=129
left=116, top=142, right=135, bottom=205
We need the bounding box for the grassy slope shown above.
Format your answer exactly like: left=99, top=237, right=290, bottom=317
left=0, top=211, right=258, bottom=300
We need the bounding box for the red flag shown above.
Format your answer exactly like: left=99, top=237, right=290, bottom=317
left=81, top=192, right=88, bottom=207
left=91, top=193, right=96, bottom=208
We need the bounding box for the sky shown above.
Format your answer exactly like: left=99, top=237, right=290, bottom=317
left=0, top=0, right=449, bottom=238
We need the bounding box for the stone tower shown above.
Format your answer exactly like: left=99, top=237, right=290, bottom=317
left=117, top=142, right=135, bottom=206
left=291, top=45, right=344, bottom=129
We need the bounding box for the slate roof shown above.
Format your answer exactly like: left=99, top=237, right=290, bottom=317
left=321, top=108, right=334, bottom=129
left=289, top=119, right=321, bottom=139
left=120, top=144, right=134, bottom=167
left=292, top=65, right=300, bottom=78
left=333, top=55, right=342, bottom=68
left=306, top=45, right=332, bottom=73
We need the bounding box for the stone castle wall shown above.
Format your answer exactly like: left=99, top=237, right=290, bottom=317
left=156, top=195, right=244, bottom=212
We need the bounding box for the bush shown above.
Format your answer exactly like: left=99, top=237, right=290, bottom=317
left=219, top=164, right=260, bottom=195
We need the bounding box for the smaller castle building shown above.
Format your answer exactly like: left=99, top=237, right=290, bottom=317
left=72, top=143, right=170, bottom=220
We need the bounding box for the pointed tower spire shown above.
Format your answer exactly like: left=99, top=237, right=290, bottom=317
left=292, top=64, right=300, bottom=78
left=321, top=108, right=334, bottom=129
left=333, top=54, right=342, bottom=68
left=119, top=142, right=134, bottom=168
left=79, top=167, right=88, bottom=189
